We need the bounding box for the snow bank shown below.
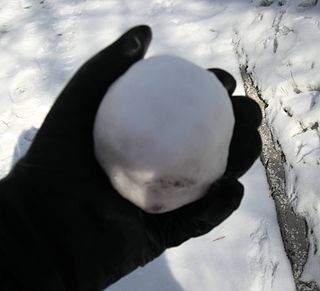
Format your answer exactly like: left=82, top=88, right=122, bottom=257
left=235, top=1, right=320, bottom=285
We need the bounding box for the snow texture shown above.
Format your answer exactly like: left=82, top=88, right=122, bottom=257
left=2, top=0, right=317, bottom=290
left=94, top=55, right=234, bottom=213
left=234, top=1, right=320, bottom=286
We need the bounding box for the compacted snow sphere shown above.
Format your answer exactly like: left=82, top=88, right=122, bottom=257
left=93, top=55, right=235, bottom=213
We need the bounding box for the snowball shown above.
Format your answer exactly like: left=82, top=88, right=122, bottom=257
left=93, top=55, right=235, bottom=213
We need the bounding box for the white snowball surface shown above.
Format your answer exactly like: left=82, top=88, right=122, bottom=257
left=93, top=55, right=234, bottom=213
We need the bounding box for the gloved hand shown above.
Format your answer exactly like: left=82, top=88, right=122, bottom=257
left=0, top=25, right=262, bottom=291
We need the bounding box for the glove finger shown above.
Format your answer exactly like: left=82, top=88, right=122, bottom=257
left=161, top=178, right=244, bottom=248
left=49, top=25, right=151, bottom=122
left=232, top=96, right=262, bottom=129
left=207, top=68, right=236, bottom=96
left=25, top=25, right=152, bottom=169
left=225, top=125, right=262, bottom=179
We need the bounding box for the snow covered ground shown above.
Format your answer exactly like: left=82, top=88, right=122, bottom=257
left=234, top=0, right=320, bottom=286
left=0, top=0, right=319, bottom=290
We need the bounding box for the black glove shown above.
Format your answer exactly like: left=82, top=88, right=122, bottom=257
left=0, top=25, right=262, bottom=291
left=207, top=68, right=262, bottom=178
